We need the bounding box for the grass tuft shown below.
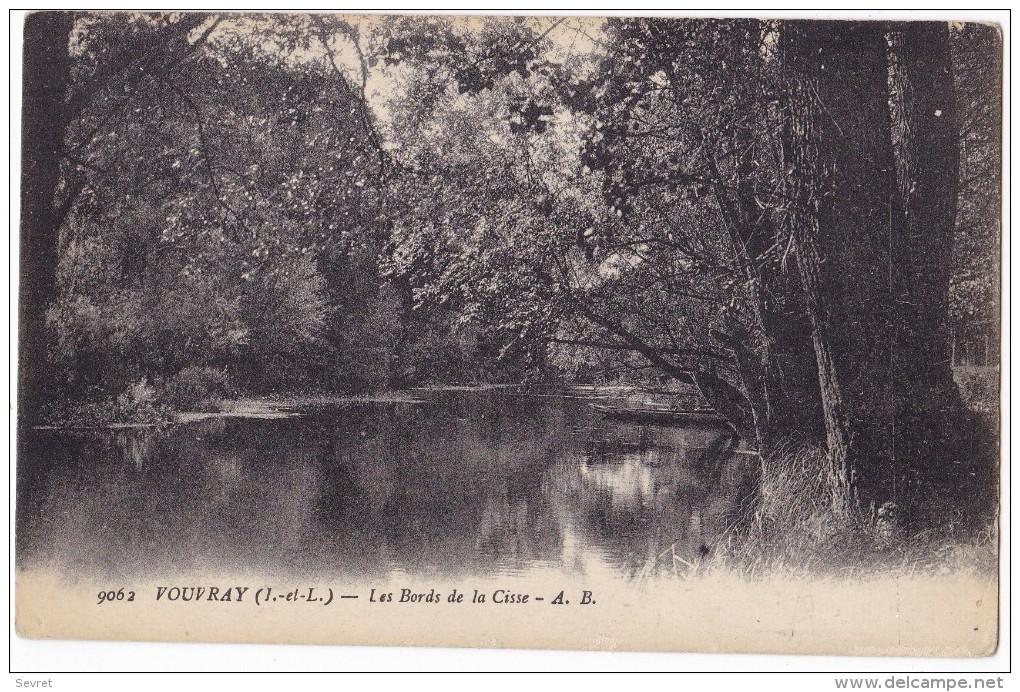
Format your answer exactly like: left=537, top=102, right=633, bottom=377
left=699, top=443, right=998, bottom=581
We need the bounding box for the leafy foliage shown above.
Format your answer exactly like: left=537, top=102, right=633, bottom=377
left=35, top=13, right=999, bottom=429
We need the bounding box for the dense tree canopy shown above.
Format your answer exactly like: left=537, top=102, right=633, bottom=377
left=20, top=13, right=1001, bottom=521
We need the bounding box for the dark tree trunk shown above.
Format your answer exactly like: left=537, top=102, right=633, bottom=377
left=888, top=23, right=959, bottom=397
left=781, top=21, right=900, bottom=510
left=887, top=22, right=997, bottom=523
left=730, top=140, right=825, bottom=451
left=706, top=118, right=825, bottom=453
left=19, top=11, right=75, bottom=423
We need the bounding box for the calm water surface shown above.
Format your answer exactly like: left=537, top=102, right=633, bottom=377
left=17, top=390, right=755, bottom=581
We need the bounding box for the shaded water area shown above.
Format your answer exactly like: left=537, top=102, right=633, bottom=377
left=17, top=389, right=757, bottom=582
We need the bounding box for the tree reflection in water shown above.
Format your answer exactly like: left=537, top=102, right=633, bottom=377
left=17, top=390, right=757, bottom=581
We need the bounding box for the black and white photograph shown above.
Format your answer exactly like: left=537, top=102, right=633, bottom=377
left=12, top=10, right=1004, bottom=662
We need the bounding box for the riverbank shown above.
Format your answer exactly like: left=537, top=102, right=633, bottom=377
left=678, top=442, right=999, bottom=582
left=32, top=382, right=675, bottom=429
left=32, top=382, right=541, bottom=428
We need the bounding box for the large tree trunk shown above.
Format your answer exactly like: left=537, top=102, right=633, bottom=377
left=888, top=23, right=959, bottom=401
left=19, top=11, right=75, bottom=423
left=781, top=21, right=900, bottom=510
left=728, top=136, right=825, bottom=451
left=887, top=22, right=997, bottom=523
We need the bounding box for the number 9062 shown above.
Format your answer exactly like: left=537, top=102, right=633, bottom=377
left=97, top=588, right=135, bottom=604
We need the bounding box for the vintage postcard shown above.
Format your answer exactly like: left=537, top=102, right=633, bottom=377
left=14, top=11, right=1002, bottom=657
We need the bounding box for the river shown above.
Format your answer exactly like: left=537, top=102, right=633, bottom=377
left=16, top=388, right=755, bottom=583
